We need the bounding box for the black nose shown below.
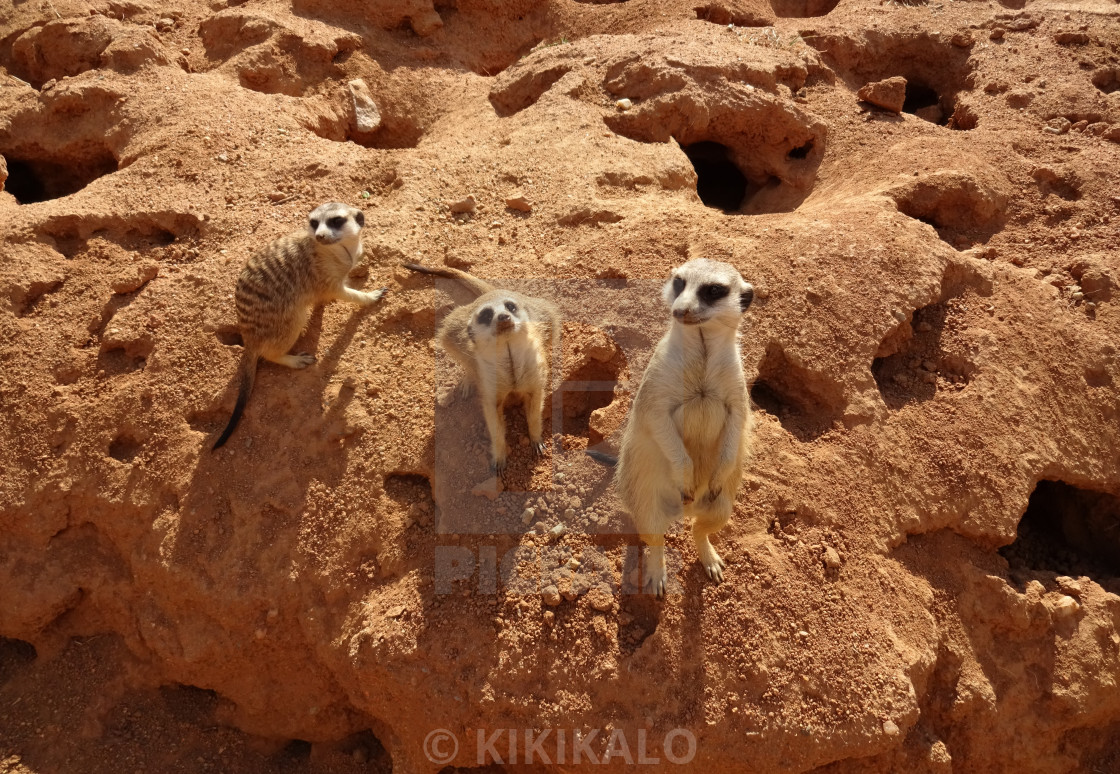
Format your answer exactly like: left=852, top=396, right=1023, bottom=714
left=672, top=308, right=687, bottom=319
left=498, top=313, right=511, bottom=322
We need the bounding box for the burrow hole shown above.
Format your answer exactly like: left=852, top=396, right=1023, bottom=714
left=2, top=146, right=119, bottom=204
left=682, top=141, right=785, bottom=214
left=872, top=303, right=975, bottom=410
left=903, top=81, right=949, bottom=125
left=561, top=359, right=622, bottom=442
left=1000, top=480, right=1120, bottom=580
left=770, top=0, right=841, bottom=17
left=750, top=343, right=845, bottom=442
left=215, top=327, right=243, bottom=347
left=0, top=638, right=37, bottom=687
left=108, top=432, right=143, bottom=463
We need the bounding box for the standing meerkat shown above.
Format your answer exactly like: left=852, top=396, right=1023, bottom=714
left=403, top=263, right=559, bottom=475
left=590, top=258, right=754, bottom=596
left=212, top=202, right=386, bottom=450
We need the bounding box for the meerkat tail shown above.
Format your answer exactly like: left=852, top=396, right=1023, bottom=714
left=403, top=262, right=494, bottom=298
left=212, top=352, right=259, bottom=451
left=586, top=449, right=619, bottom=467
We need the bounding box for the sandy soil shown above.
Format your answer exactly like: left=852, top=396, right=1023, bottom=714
left=1, top=0, right=1120, bottom=771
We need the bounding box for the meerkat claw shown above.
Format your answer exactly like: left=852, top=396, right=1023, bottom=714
left=532, top=440, right=546, bottom=456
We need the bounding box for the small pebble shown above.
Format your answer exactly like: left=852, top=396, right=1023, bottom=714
left=616, top=98, right=632, bottom=110
left=823, top=546, right=842, bottom=570
left=883, top=720, right=900, bottom=736
left=549, top=523, right=568, bottom=539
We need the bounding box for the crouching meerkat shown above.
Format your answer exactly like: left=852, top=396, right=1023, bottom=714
left=212, top=202, right=386, bottom=450
left=403, top=263, right=559, bottom=475
left=590, top=258, right=754, bottom=596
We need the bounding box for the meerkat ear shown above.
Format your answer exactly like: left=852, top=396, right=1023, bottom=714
left=739, top=283, right=754, bottom=312
left=355, top=210, right=365, bottom=228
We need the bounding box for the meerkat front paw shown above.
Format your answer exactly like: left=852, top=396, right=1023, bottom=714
left=680, top=490, right=695, bottom=506
left=362, top=287, right=388, bottom=305
left=294, top=353, right=316, bottom=368
left=531, top=439, right=546, bottom=456
left=706, top=485, right=722, bottom=503
left=646, top=568, right=668, bottom=598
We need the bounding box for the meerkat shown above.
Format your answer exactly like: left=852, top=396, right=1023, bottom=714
left=589, top=258, right=754, bottom=596
left=211, top=202, right=386, bottom=450
left=403, top=263, right=559, bottom=475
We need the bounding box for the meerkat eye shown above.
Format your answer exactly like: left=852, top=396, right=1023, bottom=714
left=672, top=276, right=686, bottom=295
left=504, top=301, right=518, bottom=313
left=327, top=216, right=346, bottom=229
left=700, top=284, right=729, bottom=303
left=309, top=219, right=319, bottom=229
left=477, top=308, right=494, bottom=326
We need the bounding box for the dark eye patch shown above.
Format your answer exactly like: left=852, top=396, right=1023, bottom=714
left=354, top=210, right=365, bottom=228
left=477, top=308, right=494, bottom=326
left=327, top=216, right=346, bottom=229
left=700, top=284, right=729, bottom=304
left=672, top=276, right=685, bottom=296
left=504, top=301, right=518, bottom=313
left=309, top=219, right=319, bottom=229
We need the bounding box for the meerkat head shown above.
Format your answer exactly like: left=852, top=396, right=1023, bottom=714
left=308, top=202, right=365, bottom=260
left=663, top=258, right=754, bottom=329
left=467, top=295, right=528, bottom=345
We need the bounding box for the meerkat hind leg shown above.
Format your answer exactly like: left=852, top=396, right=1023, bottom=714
left=691, top=492, right=733, bottom=583
left=523, top=389, right=545, bottom=455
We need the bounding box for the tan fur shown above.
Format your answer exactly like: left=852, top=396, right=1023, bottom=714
left=614, top=258, right=754, bottom=595
left=213, top=202, right=384, bottom=450
left=405, top=263, right=559, bottom=474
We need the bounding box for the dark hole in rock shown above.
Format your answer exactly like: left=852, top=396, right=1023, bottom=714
left=108, top=433, right=142, bottom=462
left=562, top=360, right=620, bottom=440
left=682, top=141, right=748, bottom=213
left=2, top=147, right=118, bottom=203
left=215, top=328, right=243, bottom=347
left=788, top=140, right=814, bottom=160
left=282, top=739, right=313, bottom=760
left=903, top=82, right=948, bottom=125
left=770, top=0, right=841, bottom=17
left=0, top=638, right=37, bottom=688
left=1000, top=480, right=1120, bottom=579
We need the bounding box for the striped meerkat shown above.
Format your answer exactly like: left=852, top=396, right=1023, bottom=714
left=403, top=263, right=559, bottom=475
left=212, top=202, right=385, bottom=450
